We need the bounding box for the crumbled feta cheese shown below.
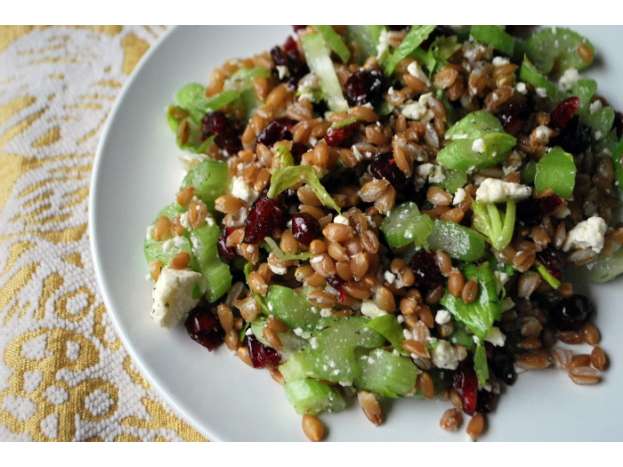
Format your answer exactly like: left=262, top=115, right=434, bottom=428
left=563, top=216, right=607, bottom=254
left=151, top=268, right=203, bottom=327
left=276, top=65, right=289, bottom=80
left=416, top=163, right=434, bottom=180
left=589, top=100, right=603, bottom=114
left=384, top=270, right=396, bottom=284
left=319, top=308, right=333, bottom=318
left=558, top=68, right=580, bottom=92
left=146, top=225, right=155, bottom=240
left=485, top=327, right=506, bottom=347
left=428, top=165, right=446, bottom=184
left=401, top=92, right=435, bottom=121
left=534, top=125, right=553, bottom=144
left=377, top=29, right=390, bottom=59
left=161, top=239, right=174, bottom=253
left=435, top=309, right=452, bottom=325
left=297, top=73, right=320, bottom=102
left=268, top=262, right=287, bottom=275
left=361, top=301, right=387, bottom=318
left=475, top=178, right=532, bottom=203
left=310, top=255, right=324, bottom=264
left=515, top=82, right=528, bottom=95
left=502, top=297, right=515, bottom=311
left=594, top=130, right=603, bottom=140
left=431, top=340, right=462, bottom=370
left=453, top=188, right=467, bottom=205
left=179, top=212, right=190, bottom=230
left=536, top=87, right=548, bottom=98
left=333, top=215, right=349, bottom=225
left=352, top=145, right=364, bottom=161
left=407, top=60, right=431, bottom=86
left=231, top=176, right=258, bottom=204
left=310, top=337, right=319, bottom=349
left=471, top=137, right=486, bottom=154
left=397, top=315, right=405, bottom=324
left=492, top=56, right=510, bottom=66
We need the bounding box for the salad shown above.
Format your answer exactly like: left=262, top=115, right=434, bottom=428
left=144, top=26, right=622, bottom=441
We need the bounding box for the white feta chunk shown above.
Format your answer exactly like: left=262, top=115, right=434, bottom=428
left=333, top=214, right=349, bottom=225
left=376, top=29, right=390, bottom=59
left=151, top=268, right=203, bottom=327
left=558, top=68, right=580, bottom=92
left=431, top=340, right=462, bottom=370
left=536, top=87, right=548, bottom=98
left=475, top=178, right=532, bottom=203
left=589, top=100, right=603, bottom=114
left=563, top=216, right=607, bottom=254
left=435, top=309, right=452, bottom=325
left=515, top=82, right=528, bottom=95
left=384, top=270, right=396, bottom=284
left=276, top=65, right=289, bottom=80
left=231, top=176, right=258, bottom=204
left=453, top=187, right=467, bottom=205
left=401, top=92, right=435, bottom=121
left=361, top=301, right=387, bottom=318
left=485, top=327, right=506, bottom=347
left=492, top=56, right=510, bottom=66
left=471, top=137, right=486, bottom=154
left=406, top=60, right=431, bottom=85
left=534, top=125, right=553, bottom=144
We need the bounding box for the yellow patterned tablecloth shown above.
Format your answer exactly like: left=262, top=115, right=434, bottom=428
left=0, top=26, right=204, bottom=441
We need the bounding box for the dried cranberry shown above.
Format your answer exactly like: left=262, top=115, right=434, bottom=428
left=517, top=195, right=563, bottom=226
left=247, top=335, right=281, bottom=368
left=490, top=348, right=517, bottom=385
left=476, top=390, right=499, bottom=414
left=244, top=197, right=285, bottom=243
left=291, top=213, right=321, bottom=245
left=369, top=153, right=408, bottom=191
left=326, top=276, right=348, bottom=303
left=185, top=303, right=224, bottom=351
left=453, top=363, right=478, bottom=415
left=345, top=69, right=387, bottom=107
left=257, top=118, right=295, bottom=146
left=201, top=111, right=241, bottom=155
left=410, top=250, right=445, bottom=292
left=388, top=25, right=409, bottom=31
left=270, top=37, right=308, bottom=82
left=291, top=142, right=308, bottom=160
left=292, top=25, right=307, bottom=33
left=614, top=111, right=623, bottom=138
left=547, top=294, right=594, bottom=331
left=325, top=123, right=357, bottom=147
left=537, top=247, right=565, bottom=279
left=551, top=96, right=580, bottom=129
left=282, top=35, right=299, bottom=55
left=552, top=116, right=592, bottom=154
left=497, top=95, right=528, bottom=136
left=217, top=227, right=237, bottom=263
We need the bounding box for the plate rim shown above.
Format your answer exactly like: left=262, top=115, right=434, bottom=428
left=88, top=25, right=220, bottom=441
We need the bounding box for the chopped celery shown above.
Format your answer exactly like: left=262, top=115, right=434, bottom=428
left=250, top=319, right=306, bottom=354
left=525, top=27, right=595, bottom=74
left=264, top=237, right=312, bottom=262
left=331, top=115, right=359, bottom=129
left=144, top=234, right=194, bottom=268
left=167, top=106, right=215, bottom=154
left=284, top=379, right=346, bottom=415
left=428, top=220, right=486, bottom=262
left=519, top=57, right=562, bottom=102
left=437, top=111, right=516, bottom=172
left=280, top=351, right=314, bottom=382
left=300, top=32, right=348, bottom=112
left=450, top=323, right=475, bottom=350
left=315, top=26, right=351, bottom=63
left=571, top=79, right=597, bottom=112
left=412, top=48, right=436, bottom=73
left=267, top=165, right=340, bottom=212
left=356, top=349, right=419, bottom=398
left=521, top=160, right=537, bottom=184
left=309, top=317, right=386, bottom=384
left=265, top=285, right=320, bottom=331
left=440, top=262, right=502, bottom=339
left=175, top=83, right=239, bottom=122
left=473, top=341, right=490, bottom=387
left=190, top=225, right=232, bottom=302
left=443, top=170, right=468, bottom=194
left=472, top=200, right=516, bottom=251
left=583, top=105, right=615, bottom=137
left=470, top=26, right=515, bottom=56
left=536, top=263, right=561, bottom=289
left=366, top=314, right=405, bottom=351
left=612, top=139, right=623, bottom=190
left=346, top=26, right=385, bottom=64
left=273, top=141, right=295, bottom=168
left=224, top=67, right=270, bottom=90
left=445, top=110, right=504, bottom=140
left=181, top=159, right=229, bottom=210
left=428, top=35, right=461, bottom=70
left=380, top=202, right=434, bottom=249
left=534, top=147, right=576, bottom=199
left=383, top=25, right=436, bottom=76
left=586, top=246, right=623, bottom=283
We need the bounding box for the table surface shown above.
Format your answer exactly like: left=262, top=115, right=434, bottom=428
left=0, top=25, right=204, bottom=441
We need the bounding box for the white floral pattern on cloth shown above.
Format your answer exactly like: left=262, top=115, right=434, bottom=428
left=0, top=26, right=204, bottom=441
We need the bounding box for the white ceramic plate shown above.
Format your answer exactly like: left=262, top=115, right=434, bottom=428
left=90, top=26, right=623, bottom=441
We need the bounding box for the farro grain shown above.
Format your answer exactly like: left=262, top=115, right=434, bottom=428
left=435, top=251, right=453, bottom=276
left=417, top=372, right=435, bottom=399
left=558, top=330, right=584, bottom=345
left=439, top=322, right=454, bottom=338
left=461, top=279, right=479, bottom=303
left=448, top=269, right=465, bottom=297
left=403, top=73, right=429, bottom=94
left=237, top=346, right=253, bottom=367
left=153, top=216, right=172, bottom=241
left=187, top=199, right=208, bottom=228
left=171, top=251, right=190, bottom=270
left=335, top=261, right=353, bottom=281
left=516, top=351, right=551, bottom=370
left=149, top=260, right=163, bottom=281
left=215, top=194, right=244, bottom=214
left=359, top=179, right=391, bottom=202
left=302, top=415, right=326, bottom=442
left=323, top=223, right=354, bottom=243
left=297, top=185, right=322, bottom=206
left=305, top=272, right=327, bottom=288
left=176, top=187, right=195, bottom=208
left=569, top=354, right=591, bottom=369
left=591, top=346, right=608, bottom=371
left=440, top=408, right=463, bottom=432
left=248, top=271, right=268, bottom=295
left=309, top=239, right=327, bottom=255
left=434, top=65, right=459, bottom=89
left=466, top=413, right=486, bottom=441
left=263, top=326, right=282, bottom=350
left=299, top=204, right=326, bottom=220
left=310, top=253, right=336, bottom=278
left=375, top=286, right=396, bottom=312
left=269, top=367, right=285, bottom=385
left=403, top=339, right=430, bottom=358
left=350, top=252, right=370, bottom=281
left=520, top=316, right=543, bottom=338
left=517, top=272, right=542, bottom=298
left=280, top=229, right=299, bottom=254
left=360, top=230, right=380, bottom=254
left=551, top=347, right=573, bottom=369
left=577, top=43, right=594, bottom=65
left=217, top=304, right=234, bottom=333
left=358, top=391, right=384, bottom=426
left=350, top=105, right=378, bottom=122
left=569, top=365, right=601, bottom=385
left=440, top=206, right=465, bottom=223
left=237, top=296, right=261, bottom=322
left=417, top=304, right=435, bottom=328
left=224, top=330, right=239, bottom=351
left=582, top=323, right=601, bottom=345
left=427, top=186, right=453, bottom=206
left=267, top=316, right=289, bottom=333
left=328, top=242, right=350, bottom=262
left=518, top=337, right=542, bottom=350
left=343, top=281, right=371, bottom=300
left=449, top=389, right=463, bottom=410
left=425, top=285, right=444, bottom=305
left=308, top=289, right=338, bottom=307
left=559, top=282, right=574, bottom=298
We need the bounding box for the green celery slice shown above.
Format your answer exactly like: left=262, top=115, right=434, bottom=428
left=473, top=341, right=490, bottom=387
left=355, top=349, right=419, bottom=398
left=383, top=25, right=436, bottom=76
left=586, top=247, right=623, bottom=283
left=471, top=201, right=516, bottom=251
left=267, top=165, right=340, bottom=212
left=284, top=379, right=346, bottom=415
left=428, top=220, right=487, bottom=262
left=366, top=314, right=405, bottom=352
left=470, top=25, right=515, bottom=56
left=315, top=26, right=351, bottom=63
left=519, top=57, right=562, bottom=102
left=347, top=26, right=385, bottom=63
left=265, top=285, right=320, bottom=331
left=380, top=202, right=434, bottom=249
left=525, top=26, right=595, bottom=74
left=534, top=147, right=576, bottom=198
left=300, top=32, right=348, bottom=112
left=181, top=159, right=229, bottom=210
